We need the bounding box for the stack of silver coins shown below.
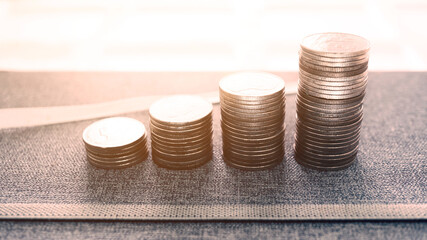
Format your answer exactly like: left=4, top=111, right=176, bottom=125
left=294, top=32, right=370, bottom=170
left=219, top=72, right=286, bottom=170
left=149, top=95, right=213, bottom=170
left=83, top=117, right=148, bottom=169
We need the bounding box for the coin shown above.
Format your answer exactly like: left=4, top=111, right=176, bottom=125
left=150, top=129, right=213, bottom=144
left=152, top=146, right=212, bottom=161
left=88, top=150, right=148, bottom=166
left=83, top=117, right=146, bottom=151
left=152, top=152, right=212, bottom=170
left=150, top=115, right=213, bottom=131
left=223, top=145, right=284, bottom=161
left=220, top=93, right=285, bottom=108
left=294, top=136, right=358, bottom=154
left=152, top=142, right=211, bottom=156
left=221, top=99, right=285, bottom=113
left=295, top=33, right=369, bottom=170
left=296, top=118, right=361, bottom=135
left=297, top=98, right=363, bottom=118
left=220, top=109, right=284, bottom=124
left=219, top=72, right=286, bottom=170
left=298, top=81, right=366, bottom=99
left=151, top=134, right=212, bottom=150
left=82, top=117, right=148, bottom=169
left=85, top=135, right=147, bottom=156
left=221, top=122, right=283, bottom=139
left=223, top=154, right=284, bottom=169
left=222, top=133, right=284, bottom=150
left=295, top=120, right=362, bottom=142
left=223, top=141, right=285, bottom=157
left=295, top=126, right=361, bottom=143
left=299, top=63, right=368, bottom=78
left=300, top=32, right=370, bottom=57
left=297, top=89, right=365, bottom=106
left=294, top=136, right=358, bottom=155
left=149, top=95, right=213, bottom=125
left=86, top=138, right=148, bottom=158
left=87, top=154, right=147, bottom=169
left=219, top=72, right=285, bottom=99
left=299, top=52, right=369, bottom=67
left=299, top=68, right=368, bottom=82
left=296, top=95, right=363, bottom=114
left=299, top=77, right=368, bottom=94
left=299, top=74, right=368, bottom=89
left=297, top=106, right=363, bottom=123
left=223, top=155, right=282, bottom=171
left=295, top=132, right=360, bottom=147
left=221, top=115, right=284, bottom=130
left=294, top=150, right=357, bottom=171
left=299, top=57, right=368, bottom=72
left=150, top=123, right=212, bottom=139
left=299, top=49, right=369, bottom=63
left=149, top=95, right=213, bottom=170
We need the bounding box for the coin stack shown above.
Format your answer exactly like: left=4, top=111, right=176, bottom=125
left=294, top=32, right=370, bottom=170
left=219, top=72, right=286, bottom=170
left=149, top=95, right=213, bottom=170
left=83, top=117, right=149, bottom=169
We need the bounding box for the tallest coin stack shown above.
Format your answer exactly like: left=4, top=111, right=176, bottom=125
left=294, top=32, right=370, bottom=170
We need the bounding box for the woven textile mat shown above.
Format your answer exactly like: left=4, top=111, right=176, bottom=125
left=0, top=72, right=425, bottom=220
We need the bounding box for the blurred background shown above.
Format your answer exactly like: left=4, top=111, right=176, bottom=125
left=0, top=0, right=426, bottom=72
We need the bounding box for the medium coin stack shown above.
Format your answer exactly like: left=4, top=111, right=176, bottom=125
left=149, top=95, right=213, bottom=170
left=83, top=117, right=148, bottom=169
left=294, top=32, right=370, bottom=170
left=219, top=72, right=286, bottom=170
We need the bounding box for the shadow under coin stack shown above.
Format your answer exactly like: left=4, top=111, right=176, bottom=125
left=295, top=32, right=370, bottom=170
left=83, top=117, right=148, bottom=169
left=220, top=72, right=286, bottom=170
left=149, top=95, right=213, bottom=170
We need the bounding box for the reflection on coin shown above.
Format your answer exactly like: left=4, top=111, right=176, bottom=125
left=295, top=32, right=369, bottom=170
left=219, top=72, right=286, bottom=170
left=82, top=117, right=148, bottom=169
left=149, top=95, right=213, bottom=170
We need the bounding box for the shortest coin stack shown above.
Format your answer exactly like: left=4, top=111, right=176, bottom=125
left=219, top=72, right=286, bottom=170
left=149, top=95, right=213, bottom=170
left=83, top=117, right=149, bottom=169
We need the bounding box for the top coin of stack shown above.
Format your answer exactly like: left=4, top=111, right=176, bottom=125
left=219, top=72, right=286, bottom=170
left=295, top=32, right=369, bottom=170
left=83, top=117, right=148, bottom=169
left=149, top=95, right=213, bottom=170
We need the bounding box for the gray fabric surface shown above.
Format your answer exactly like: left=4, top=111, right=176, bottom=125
left=0, top=72, right=425, bottom=206
left=0, top=72, right=426, bottom=238
left=0, top=71, right=231, bottom=108
left=0, top=220, right=426, bottom=240
left=2, top=203, right=424, bottom=220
